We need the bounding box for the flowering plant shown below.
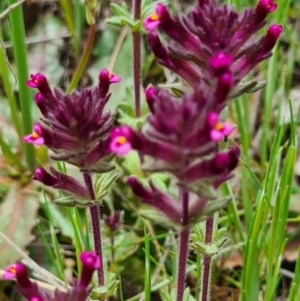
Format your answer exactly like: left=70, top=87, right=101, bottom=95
left=1, top=0, right=284, bottom=301
left=2, top=251, right=100, bottom=301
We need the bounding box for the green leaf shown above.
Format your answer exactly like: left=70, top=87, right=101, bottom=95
left=160, top=290, right=172, bottom=301
left=191, top=196, right=232, bottom=224
left=103, top=230, right=140, bottom=263
left=121, top=151, right=143, bottom=176
left=106, top=16, right=124, bottom=26
left=228, top=80, right=267, bottom=99
left=110, top=3, right=130, bottom=17
left=54, top=195, right=99, bottom=207
left=94, top=171, right=119, bottom=200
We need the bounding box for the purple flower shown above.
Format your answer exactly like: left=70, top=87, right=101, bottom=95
left=3, top=253, right=98, bottom=301
left=209, top=53, right=233, bottom=76
left=145, top=86, right=158, bottom=114
left=143, top=12, right=160, bottom=32
left=181, top=147, right=240, bottom=184
left=110, top=126, right=133, bottom=156
left=143, top=4, right=173, bottom=32
left=98, top=68, right=121, bottom=97
left=33, top=167, right=90, bottom=199
left=3, top=263, right=36, bottom=293
left=215, top=72, right=233, bottom=105
left=25, top=70, right=120, bottom=171
left=260, top=24, right=283, bottom=55
left=23, top=123, right=48, bottom=146
left=145, top=1, right=280, bottom=89
left=255, top=0, right=277, bottom=22
left=27, top=73, right=52, bottom=96
left=104, top=211, right=121, bottom=232
left=206, top=113, right=234, bottom=142
left=79, top=251, right=101, bottom=288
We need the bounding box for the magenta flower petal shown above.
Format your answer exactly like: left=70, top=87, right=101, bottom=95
left=222, top=124, right=235, bottom=136
left=110, top=138, right=132, bottom=156
left=3, top=265, right=17, bottom=280
left=22, top=124, right=46, bottom=146
left=110, top=126, right=133, bottom=156
left=33, top=137, right=45, bottom=145
left=27, top=73, right=52, bottom=96
left=261, top=24, right=283, bottom=55
left=98, top=69, right=121, bottom=96
left=207, top=113, right=234, bottom=142
left=255, top=0, right=277, bottom=21
left=210, top=129, right=224, bottom=142
left=3, top=263, right=33, bottom=290
left=109, top=74, right=121, bottom=83
left=143, top=17, right=161, bottom=32
left=79, top=251, right=101, bottom=288
left=209, top=53, right=233, bottom=76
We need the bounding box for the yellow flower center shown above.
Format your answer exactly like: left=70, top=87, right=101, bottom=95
left=150, top=14, right=159, bottom=21
left=31, top=132, right=39, bottom=138
left=116, top=136, right=127, bottom=145
left=9, top=266, right=16, bottom=274
left=214, top=122, right=224, bottom=131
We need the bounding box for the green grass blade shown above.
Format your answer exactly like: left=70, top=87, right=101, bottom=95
left=42, top=191, right=66, bottom=281
left=0, top=32, right=23, bottom=141
left=288, top=247, right=300, bottom=301
left=8, top=0, right=35, bottom=170
left=144, top=223, right=151, bottom=301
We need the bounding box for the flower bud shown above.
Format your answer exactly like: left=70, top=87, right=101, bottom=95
left=145, top=86, right=158, bottom=113
left=33, top=167, right=90, bottom=199
left=255, top=0, right=277, bottom=22
left=98, top=69, right=121, bottom=97
left=261, top=24, right=283, bottom=55
left=104, top=211, right=121, bottom=232
left=79, top=251, right=101, bottom=288
left=27, top=73, right=52, bottom=97
left=209, top=53, right=233, bottom=76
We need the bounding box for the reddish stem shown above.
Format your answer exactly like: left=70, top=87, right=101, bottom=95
left=200, top=215, right=214, bottom=301
left=83, top=172, right=105, bottom=286
left=176, top=189, right=190, bottom=301
left=132, top=0, right=142, bottom=117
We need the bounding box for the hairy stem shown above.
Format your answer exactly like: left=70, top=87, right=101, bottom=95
left=83, top=172, right=105, bottom=286
left=132, top=0, right=142, bottom=117
left=200, top=215, right=215, bottom=301
left=176, top=189, right=190, bottom=301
